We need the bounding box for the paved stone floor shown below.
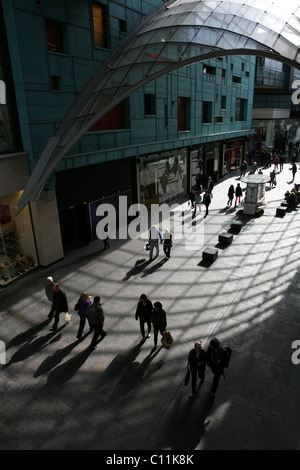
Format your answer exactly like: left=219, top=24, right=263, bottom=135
left=1, top=163, right=300, bottom=450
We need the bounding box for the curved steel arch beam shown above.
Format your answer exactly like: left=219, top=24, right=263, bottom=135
left=17, top=0, right=300, bottom=213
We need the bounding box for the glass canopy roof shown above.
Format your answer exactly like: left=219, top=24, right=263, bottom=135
left=17, top=0, right=300, bottom=212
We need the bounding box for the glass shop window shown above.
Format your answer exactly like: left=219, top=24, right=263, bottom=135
left=0, top=192, right=38, bottom=286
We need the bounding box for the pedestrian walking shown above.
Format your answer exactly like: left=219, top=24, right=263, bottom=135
left=202, top=189, right=211, bottom=218
left=45, top=276, right=54, bottom=320
left=86, top=296, right=107, bottom=351
left=227, top=185, right=234, bottom=206
left=188, top=189, right=196, bottom=209
left=76, top=292, right=92, bottom=340
left=192, top=191, right=202, bottom=218
left=273, top=154, right=279, bottom=171
left=206, top=338, right=228, bottom=402
left=279, top=153, right=285, bottom=172
left=270, top=169, right=276, bottom=187
left=291, top=163, right=297, bottom=182
left=239, top=163, right=244, bottom=178
left=151, top=301, right=167, bottom=351
left=163, top=228, right=173, bottom=259
left=50, top=283, right=69, bottom=331
left=148, top=225, right=162, bottom=260
left=187, top=341, right=206, bottom=399
left=135, top=294, right=153, bottom=343
left=242, top=160, right=248, bottom=176
left=103, top=223, right=110, bottom=250
left=195, top=175, right=202, bottom=193
left=235, top=183, right=242, bottom=207
left=207, top=176, right=214, bottom=195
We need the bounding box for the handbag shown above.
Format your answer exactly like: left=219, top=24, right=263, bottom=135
left=161, top=331, right=174, bottom=349
left=144, top=242, right=150, bottom=251
left=74, top=301, right=80, bottom=311
left=184, top=368, right=190, bottom=386
left=64, top=312, right=72, bottom=324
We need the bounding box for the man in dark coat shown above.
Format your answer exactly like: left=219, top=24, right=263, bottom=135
left=187, top=341, right=206, bottom=398
left=206, top=338, right=228, bottom=401
left=45, top=276, right=55, bottom=320
left=203, top=189, right=211, bottom=217
left=188, top=189, right=196, bottom=208
left=207, top=176, right=214, bottom=195
left=87, top=296, right=106, bottom=350
left=50, top=283, right=68, bottom=331
left=135, top=294, right=153, bottom=342
left=151, top=301, right=167, bottom=350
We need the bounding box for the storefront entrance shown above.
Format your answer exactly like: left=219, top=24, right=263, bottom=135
left=0, top=191, right=38, bottom=286
left=139, top=149, right=188, bottom=209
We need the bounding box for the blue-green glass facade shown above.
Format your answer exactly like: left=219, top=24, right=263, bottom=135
left=1, top=0, right=255, bottom=185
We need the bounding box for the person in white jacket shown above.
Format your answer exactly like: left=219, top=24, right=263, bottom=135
left=148, top=225, right=162, bottom=260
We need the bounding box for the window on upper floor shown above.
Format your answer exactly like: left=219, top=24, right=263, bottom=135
left=233, top=75, right=241, bottom=84
left=202, top=101, right=212, bottom=124
left=50, top=75, right=60, bottom=91
left=203, top=65, right=216, bottom=75
left=88, top=101, right=128, bottom=131
left=93, top=3, right=108, bottom=48
left=178, top=97, right=191, bottom=131
left=221, top=95, right=226, bottom=110
left=45, top=20, right=64, bottom=53
left=235, top=98, right=248, bottom=121
left=119, top=19, right=126, bottom=33
left=144, top=94, right=156, bottom=116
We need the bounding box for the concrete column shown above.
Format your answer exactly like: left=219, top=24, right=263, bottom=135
left=266, top=120, right=275, bottom=148
left=30, top=191, right=64, bottom=266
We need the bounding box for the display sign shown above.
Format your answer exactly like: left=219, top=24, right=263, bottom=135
left=244, top=202, right=256, bottom=215
left=246, top=184, right=257, bottom=203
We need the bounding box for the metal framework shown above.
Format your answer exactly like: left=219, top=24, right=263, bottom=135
left=17, top=0, right=300, bottom=212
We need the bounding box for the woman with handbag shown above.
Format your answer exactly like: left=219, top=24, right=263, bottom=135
left=151, top=301, right=167, bottom=352
left=76, top=292, right=92, bottom=340
left=187, top=341, right=206, bottom=399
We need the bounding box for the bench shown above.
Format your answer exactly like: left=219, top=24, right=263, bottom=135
left=202, top=247, right=218, bottom=263
left=230, top=220, right=242, bottom=232
left=276, top=207, right=287, bottom=217
left=218, top=232, right=233, bottom=245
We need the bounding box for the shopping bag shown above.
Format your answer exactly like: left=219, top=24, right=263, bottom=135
left=64, top=312, right=72, bottom=324
left=161, top=331, right=174, bottom=349
left=144, top=242, right=150, bottom=251
left=184, top=368, right=190, bottom=386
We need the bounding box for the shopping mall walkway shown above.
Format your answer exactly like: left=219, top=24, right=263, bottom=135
left=1, top=163, right=300, bottom=450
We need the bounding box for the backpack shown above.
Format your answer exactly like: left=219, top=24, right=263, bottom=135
left=221, top=346, right=232, bottom=368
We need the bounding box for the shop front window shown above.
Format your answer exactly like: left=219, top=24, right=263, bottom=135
left=139, top=149, right=187, bottom=208
left=223, top=140, right=243, bottom=174
left=0, top=192, right=38, bottom=286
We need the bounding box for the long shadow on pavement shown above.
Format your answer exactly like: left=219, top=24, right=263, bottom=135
left=141, top=258, right=169, bottom=278
left=33, top=333, right=89, bottom=377
left=156, top=385, right=212, bottom=450
left=97, top=342, right=144, bottom=384
left=123, top=258, right=153, bottom=281
left=107, top=346, right=164, bottom=404
left=6, top=319, right=51, bottom=350
left=45, top=347, right=92, bottom=386
left=3, top=327, right=65, bottom=368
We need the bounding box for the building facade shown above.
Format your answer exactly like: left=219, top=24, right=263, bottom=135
left=0, top=0, right=255, bottom=286
left=252, top=57, right=300, bottom=158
